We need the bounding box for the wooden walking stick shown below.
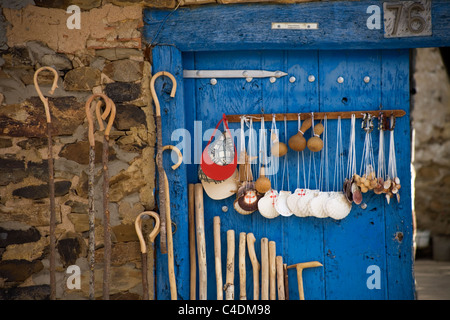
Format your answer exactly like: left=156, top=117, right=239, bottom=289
left=135, top=211, right=160, bottom=300
left=194, top=183, right=207, bottom=300
left=261, top=237, right=269, bottom=300
left=189, top=184, right=197, bottom=300
left=284, top=263, right=289, bottom=300
left=33, top=66, right=58, bottom=300
left=162, top=145, right=182, bottom=300
left=269, top=241, right=276, bottom=300
left=225, top=230, right=235, bottom=300
left=247, top=233, right=259, bottom=300
left=287, top=261, right=323, bottom=300
left=276, top=256, right=285, bottom=300
left=85, top=93, right=113, bottom=300
left=239, top=232, right=246, bottom=300
left=213, top=216, right=223, bottom=300
left=96, top=96, right=116, bottom=300
left=150, top=71, right=177, bottom=255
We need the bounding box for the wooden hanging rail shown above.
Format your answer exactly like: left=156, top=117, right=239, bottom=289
left=226, top=109, right=406, bottom=123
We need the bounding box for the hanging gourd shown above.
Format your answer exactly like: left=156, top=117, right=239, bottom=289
left=307, top=114, right=324, bottom=152
left=288, top=117, right=312, bottom=152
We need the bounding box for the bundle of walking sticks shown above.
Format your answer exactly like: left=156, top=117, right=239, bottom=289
left=189, top=183, right=322, bottom=301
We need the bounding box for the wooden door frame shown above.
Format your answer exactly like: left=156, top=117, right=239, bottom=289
left=145, top=1, right=448, bottom=300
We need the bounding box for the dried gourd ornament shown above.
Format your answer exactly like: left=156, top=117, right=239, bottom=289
left=288, top=117, right=311, bottom=152
left=307, top=113, right=324, bottom=152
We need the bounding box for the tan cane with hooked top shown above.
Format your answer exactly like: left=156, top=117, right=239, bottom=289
left=150, top=71, right=177, bottom=255
left=135, top=211, right=160, bottom=300
left=33, top=66, right=58, bottom=300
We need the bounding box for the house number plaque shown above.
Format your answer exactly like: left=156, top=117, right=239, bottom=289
left=383, top=0, right=432, bottom=38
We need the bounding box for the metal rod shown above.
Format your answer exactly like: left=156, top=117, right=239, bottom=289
left=225, top=109, right=406, bottom=123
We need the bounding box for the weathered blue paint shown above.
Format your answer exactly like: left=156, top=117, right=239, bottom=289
left=143, top=0, right=450, bottom=52
left=145, top=2, right=419, bottom=300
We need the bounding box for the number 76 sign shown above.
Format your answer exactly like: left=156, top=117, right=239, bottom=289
left=383, top=0, right=432, bottom=38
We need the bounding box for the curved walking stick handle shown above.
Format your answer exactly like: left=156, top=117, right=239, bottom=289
left=150, top=71, right=177, bottom=117
left=162, top=145, right=183, bottom=170
left=33, top=66, right=59, bottom=123
left=85, top=94, right=116, bottom=146
left=135, top=211, right=161, bottom=254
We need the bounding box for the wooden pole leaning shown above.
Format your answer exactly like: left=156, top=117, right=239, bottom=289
left=246, top=233, right=259, bottom=300
left=84, top=93, right=114, bottom=300
left=162, top=145, right=183, bottom=300
left=239, top=232, right=247, bottom=300
left=33, top=66, right=59, bottom=300
left=225, top=230, right=235, bottom=300
left=194, top=183, right=207, bottom=300
left=189, top=184, right=197, bottom=300
left=213, top=216, right=223, bottom=300
left=135, top=211, right=160, bottom=300
left=150, top=71, right=177, bottom=255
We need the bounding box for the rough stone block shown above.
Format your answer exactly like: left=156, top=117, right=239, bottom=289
left=0, top=259, right=44, bottom=283
left=104, top=82, right=141, bottom=102
left=63, top=67, right=101, bottom=91
left=12, top=181, right=72, bottom=200
left=0, top=96, right=85, bottom=137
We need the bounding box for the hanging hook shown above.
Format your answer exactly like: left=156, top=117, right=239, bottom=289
left=150, top=71, right=177, bottom=116
left=33, top=66, right=59, bottom=124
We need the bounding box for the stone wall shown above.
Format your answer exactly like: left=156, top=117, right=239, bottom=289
left=0, top=0, right=449, bottom=300
left=0, top=1, right=155, bottom=299
left=412, top=48, right=450, bottom=243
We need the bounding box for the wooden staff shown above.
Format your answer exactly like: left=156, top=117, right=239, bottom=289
left=194, top=183, right=207, bottom=300
left=269, top=241, right=276, bottom=300
left=239, top=232, right=246, bottom=300
left=287, top=261, right=323, bottom=300
left=150, top=71, right=177, bottom=254
left=284, top=263, right=289, bottom=300
left=84, top=94, right=112, bottom=300
left=261, top=237, right=269, bottom=300
left=213, top=216, right=223, bottom=300
left=33, top=66, right=58, bottom=300
left=135, top=211, right=160, bottom=300
left=246, top=233, right=259, bottom=300
left=189, top=184, right=196, bottom=300
left=162, top=145, right=183, bottom=300
left=98, top=97, right=116, bottom=300
left=276, top=256, right=285, bottom=300
left=225, top=230, right=235, bottom=300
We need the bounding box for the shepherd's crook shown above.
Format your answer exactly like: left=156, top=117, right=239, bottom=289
left=84, top=93, right=114, bottom=300
left=150, top=71, right=177, bottom=255
left=33, top=66, right=58, bottom=300
left=135, top=211, right=160, bottom=300
left=162, top=145, right=182, bottom=300
left=99, top=97, right=115, bottom=300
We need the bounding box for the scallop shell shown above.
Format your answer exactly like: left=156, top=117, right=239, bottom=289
left=275, top=190, right=293, bottom=217
left=258, top=189, right=280, bottom=219
left=295, top=189, right=315, bottom=217
left=234, top=199, right=254, bottom=215
left=237, top=189, right=260, bottom=212
left=287, top=188, right=308, bottom=215
left=325, top=192, right=352, bottom=220
left=309, top=191, right=329, bottom=218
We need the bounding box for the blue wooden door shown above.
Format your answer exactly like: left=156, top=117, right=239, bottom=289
left=152, top=46, right=414, bottom=300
